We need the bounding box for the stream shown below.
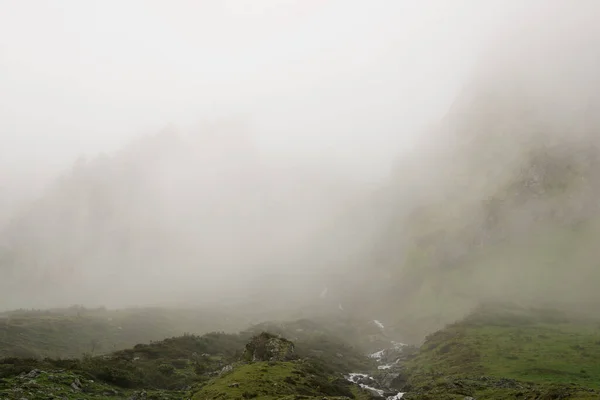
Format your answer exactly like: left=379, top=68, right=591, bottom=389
left=345, top=320, right=407, bottom=399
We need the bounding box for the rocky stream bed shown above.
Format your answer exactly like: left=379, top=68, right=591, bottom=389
left=345, top=321, right=417, bottom=400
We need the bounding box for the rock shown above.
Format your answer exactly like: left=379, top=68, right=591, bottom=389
left=70, top=382, right=81, bottom=392
left=23, top=370, right=41, bottom=379
left=129, top=390, right=147, bottom=400
left=363, top=386, right=384, bottom=397
left=376, top=372, right=400, bottom=388
left=389, top=372, right=409, bottom=390
left=377, top=345, right=418, bottom=365
left=228, top=383, right=240, bottom=388
left=356, top=376, right=376, bottom=386
left=220, top=364, right=234, bottom=375
left=464, top=397, right=475, bottom=400
left=242, top=332, right=295, bottom=362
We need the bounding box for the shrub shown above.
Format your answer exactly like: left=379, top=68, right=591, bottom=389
left=158, top=363, right=175, bottom=376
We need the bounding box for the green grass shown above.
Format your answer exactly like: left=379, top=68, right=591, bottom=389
left=0, top=315, right=381, bottom=399
left=0, top=334, right=237, bottom=392
left=0, top=368, right=187, bottom=400
left=403, top=305, right=600, bottom=399
left=469, top=322, right=600, bottom=387
left=242, top=319, right=377, bottom=373
left=0, top=306, right=251, bottom=359
left=376, top=220, right=600, bottom=346
left=193, top=361, right=375, bottom=400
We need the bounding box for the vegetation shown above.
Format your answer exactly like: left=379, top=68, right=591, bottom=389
left=0, top=316, right=383, bottom=399
left=192, top=360, right=375, bottom=400
left=0, top=306, right=250, bottom=359
left=0, top=367, right=187, bottom=400
left=0, top=332, right=246, bottom=393
left=2, top=306, right=600, bottom=398
left=402, top=305, right=600, bottom=399
left=242, top=319, right=380, bottom=371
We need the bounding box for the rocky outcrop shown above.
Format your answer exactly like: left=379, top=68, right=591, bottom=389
left=242, top=332, right=295, bottom=362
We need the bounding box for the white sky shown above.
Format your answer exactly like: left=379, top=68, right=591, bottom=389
left=1, top=0, right=521, bottom=180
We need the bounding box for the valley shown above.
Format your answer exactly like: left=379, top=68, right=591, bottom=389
left=1, top=304, right=600, bottom=399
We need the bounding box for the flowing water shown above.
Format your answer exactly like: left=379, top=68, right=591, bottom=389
left=345, top=320, right=406, bottom=399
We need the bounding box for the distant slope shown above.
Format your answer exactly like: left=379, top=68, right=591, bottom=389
left=0, top=317, right=379, bottom=400
left=297, top=34, right=600, bottom=342
left=0, top=306, right=389, bottom=362
left=0, top=306, right=251, bottom=359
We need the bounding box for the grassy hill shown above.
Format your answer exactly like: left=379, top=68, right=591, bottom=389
left=0, top=316, right=382, bottom=399
left=3, top=307, right=600, bottom=398
left=192, top=360, right=375, bottom=400
left=0, top=306, right=252, bottom=359
left=402, top=305, right=600, bottom=399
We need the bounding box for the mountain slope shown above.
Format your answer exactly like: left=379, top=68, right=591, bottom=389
left=0, top=318, right=383, bottom=400
left=401, top=305, right=600, bottom=399
left=293, top=6, right=600, bottom=341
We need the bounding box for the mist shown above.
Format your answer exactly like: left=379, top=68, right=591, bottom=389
left=2, top=0, right=600, bottom=340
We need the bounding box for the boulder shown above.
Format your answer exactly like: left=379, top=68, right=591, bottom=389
left=23, top=370, right=42, bottom=379
left=242, top=332, right=295, bottom=362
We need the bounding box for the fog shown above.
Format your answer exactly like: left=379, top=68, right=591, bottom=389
left=2, top=0, right=600, bottom=335
left=0, top=1, right=513, bottom=179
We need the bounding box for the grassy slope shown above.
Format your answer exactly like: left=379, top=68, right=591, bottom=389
left=4, top=306, right=600, bottom=399
left=0, top=369, right=185, bottom=400
left=193, top=361, right=375, bottom=400
left=0, top=306, right=251, bottom=358
left=378, top=220, right=600, bottom=345
left=0, top=316, right=380, bottom=400
left=0, top=333, right=247, bottom=397
left=403, top=305, right=600, bottom=399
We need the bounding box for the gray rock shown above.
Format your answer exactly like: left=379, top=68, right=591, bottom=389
left=220, top=364, right=234, bottom=375
left=242, top=332, right=295, bottom=362
left=363, top=387, right=383, bottom=397
left=129, top=390, right=147, bottom=400
left=377, top=371, right=399, bottom=386
left=23, top=370, right=41, bottom=379
left=356, top=376, right=376, bottom=386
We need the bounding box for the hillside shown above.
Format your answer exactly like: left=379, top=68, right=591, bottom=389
left=401, top=305, right=600, bottom=399
left=3, top=307, right=600, bottom=399
left=0, top=316, right=389, bottom=400
left=0, top=306, right=255, bottom=359
left=289, top=24, right=600, bottom=342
